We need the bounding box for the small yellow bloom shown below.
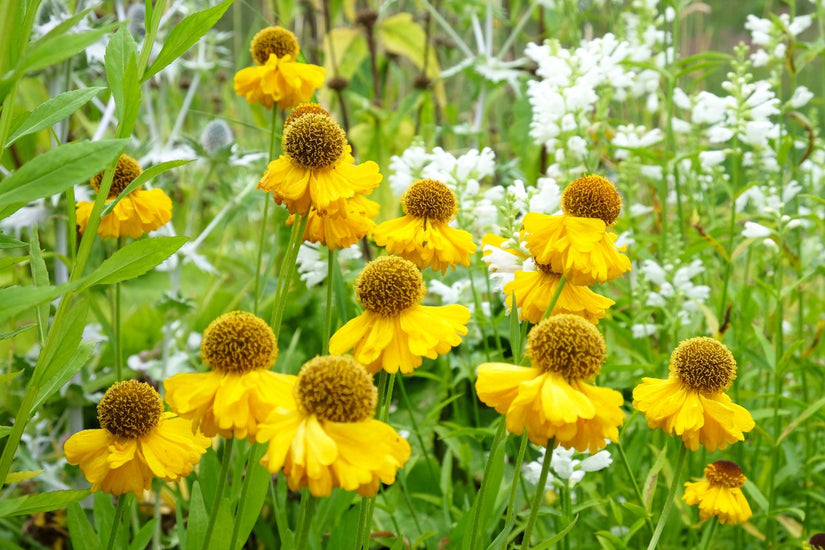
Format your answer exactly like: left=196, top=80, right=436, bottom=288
left=64, top=380, right=210, bottom=496
left=258, top=113, right=381, bottom=216
left=164, top=311, right=292, bottom=442
left=633, top=337, right=754, bottom=451
left=291, top=193, right=379, bottom=250
left=683, top=460, right=753, bottom=525
left=233, top=26, right=325, bottom=110
left=523, top=175, right=630, bottom=286
left=475, top=315, right=624, bottom=452
left=329, top=256, right=470, bottom=374
left=258, top=356, right=411, bottom=497
left=373, top=179, right=477, bottom=274
left=76, top=154, right=172, bottom=240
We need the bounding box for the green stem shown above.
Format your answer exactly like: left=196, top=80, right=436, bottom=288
left=396, top=376, right=439, bottom=488
left=521, top=438, right=555, bottom=548
left=137, top=0, right=169, bottom=78
left=270, top=215, right=309, bottom=337
left=647, top=444, right=688, bottom=550
left=253, top=198, right=270, bottom=315
left=106, top=495, right=129, bottom=550
left=501, top=432, right=530, bottom=536
left=616, top=441, right=655, bottom=534
left=542, top=275, right=567, bottom=320
left=202, top=438, right=234, bottom=550
left=322, top=247, right=335, bottom=354
left=229, top=443, right=261, bottom=550
left=294, top=492, right=318, bottom=549
left=561, top=480, right=572, bottom=550
left=469, top=420, right=508, bottom=550
left=699, top=517, right=718, bottom=550
left=113, top=272, right=122, bottom=380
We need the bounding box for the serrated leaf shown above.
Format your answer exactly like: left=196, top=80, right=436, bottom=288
left=0, top=233, right=26, bottom=249
left=18, top=24, right=116, bottom=75
left=5, top=87, right=105, bottom=147
left=102, top=159, right=193, bottom=216
left=80, top=236, right=188, bottom=290
left=0, top=490, right=90, bottom=518
left=67, top=502, right=102, bottom=550
left=142, top=0, right=234, bottom=82
left=105, top=26, right=140, bottom=137
left=0, top=139, right=127, bottom=217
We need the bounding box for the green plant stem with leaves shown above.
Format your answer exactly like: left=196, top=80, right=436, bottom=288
left=521, top=437, right=555, bottom=548
left=322, top=248, right=336, bottom=354
left=647, top=444, right=687, bottom=550
left=106, top=495, right=129, bottom=550
left=201, top=438, right=234, bottom=550
left=254, top=108, right=281, bottom=315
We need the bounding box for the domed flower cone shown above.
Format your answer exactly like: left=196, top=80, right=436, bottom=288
left=683, top=460, right=753, bottom=525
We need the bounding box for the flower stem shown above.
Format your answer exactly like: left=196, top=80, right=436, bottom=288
left=294, top=492, right=318, bottom=550
left=253, top=198, right=270, bottom=315
left=202, top=438, right=234, bottom=550
left=106, top=495, right=129, bottom=550
left=616, top=440, right=654, bottom=534
left=470, top=419, right=509, bottom=550
left=521, top=438, right=555, bottom=548
left=270, top=214, right=309, bottom=337
left=229, top=443, right=262, bottom=550
left=113, top=237, right=124, bottom=381
left=322, top=247, right=335, bottom=354
left=699, top=517, right=718, bottom=550
left=501, top=432, right=530, bottom=537
left=647, top=443, right=688, bottom=550
left=542, top=275, right=567, bottom=320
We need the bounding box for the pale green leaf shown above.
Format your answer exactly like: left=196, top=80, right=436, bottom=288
left=34, top=341, right=94, bottom=411
left=18, top=24, right=116, bottom=75
left=102, top=159, right=193, bottom=216
left=80, top=236, right=188, bottom=290
left=0, top=233, right=26, bottom=249
left=105, top=26, right=140, bottom=137
left=142, top=0, right=234, bottom=82
left=0, top=427, right=10, bottom=440
left=0, top=285, right=72, bottom=325
left=29, top=227, right=49, bottom=343
left=5, top=87, right=106, bottom=146
left=0, top=490, right=90, bottom=518
left=67, top=502, right=102, bottom=550
left=32, top=300, right=88, bottom=390
left=4, top=470, right=43, bottom=483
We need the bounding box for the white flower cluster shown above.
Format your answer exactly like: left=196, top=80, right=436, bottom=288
left=634, top=258, right=711, bottom=335
left=388, top=144, right=496, bottom=197
left=522, top=445, right=613, bottom=490
left=745, top=13, right=813, bottom=68
left=296, top=243, right=363, bottom=287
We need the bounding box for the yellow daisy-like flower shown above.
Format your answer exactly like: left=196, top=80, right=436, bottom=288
left=682, top=460, right=753, bottom=525
left=291, top=193, right=379, bottom=250
left=373, top=179, right=477, bottom=274
left=522, top=175, right=631, bottom=286
left=632, top=337, right=755, bottom=451
left=233, top=26, right=325, bottom=110
left=258, top=355, right=411, bottom=497
left=476, top=315, right=624, bottom=452
left=64, top=380, right=210, bottom=496
left=76, top=154, right=172, bottom=240
left=258, top=113, right=381, bottom=216
left=329, top=256, right=470, bottom=374
left=164, top=311, right=292, bottom=442
left=481, top=232, right=613, bottom=323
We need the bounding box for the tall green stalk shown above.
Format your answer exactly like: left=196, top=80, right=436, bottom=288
left=521, top=438, right=555, bottom=548
left=647, top=444, right=687, bottom=550
left=202, top=438, right=235, bottom=550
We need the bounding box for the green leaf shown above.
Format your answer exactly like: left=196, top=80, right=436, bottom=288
left=0, top=233, right=26, bottom=249
left=143, top=0, right=233, bottom=82
left=32, top=300, right=89, bottom=391
left=5, top=87, right=106, bottom=147
left=778, top=394, right=825, bottom=444
left=0, top=490, right=90, bottom=518
left=0, top=371, right=22, bottom=384
left=232, top=445, right=269, bottom=549
left=17, top=24, right=117, bottom=75
left=67, top=502, right=102, bottom=550
left=129, top=518, right=158, bottom=550
left=105, top=26, right=140, bottom=137
left=80, top=236, right=188, bottom=290
left=0, top=256, right=27, bottom=270
left=0, top=285, right=70, bottom=325
left=0, top=139, right=127, bottom=217
left=4, top=470, right=43, bottom=483
left=101, top=159, right=193, bottom=216
left=29, top=227, right=49, bottom=343
left=0, top=324, right=35, bottom=341
left=34, top=341, right=94, bottom=411
left=0, top=427, right=10, bottom=440
left=187, top=481, right=207, bottom=550
left=532, top=515, right=579, bottom=550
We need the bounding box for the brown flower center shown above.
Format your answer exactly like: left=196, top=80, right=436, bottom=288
left=294, top=356, right=377, bottom=422
left=671, top=337, right=736, bottom=394
left=200, top=311, right=278, bottom=374
left=97, top=380, right=163, bottom=439
left=561, top=174, right=622, bottom=225
left=250, top=26, right=299, bottom=65
left=284, top=103, right=331, bottom=129
left=282, top=113, right=347, bottom=169
left=91, top=154, right=142, bottom=200
left=704, top=460, right=746, bottom=489
left=526, top=314, right=606, bottom=381
left=401, top=179, right=457, bottom=223
left=355, top=256, right=424, bottom=316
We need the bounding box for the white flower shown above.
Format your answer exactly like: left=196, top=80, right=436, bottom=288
left=698, top=150, right=726, bottom=171
left=788, top=86, right=814, bottom=109
left=632, top=323, right=658, bottom=338
left=428, top=279, right=469, bottom=304
left=296, top=244, right=327, bottom=287
left=528, top=177, right=561, bottom=214
left=522, top=444, right=613, bottom=490
left=742, top=221, right=772, bottom=238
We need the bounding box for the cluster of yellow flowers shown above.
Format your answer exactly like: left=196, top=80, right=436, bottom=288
left=64, top=23, right=757, bottom=535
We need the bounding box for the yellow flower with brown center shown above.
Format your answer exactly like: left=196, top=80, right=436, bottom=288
left=475, top=315, right=624, bottom=452
left=257, top=356, right=411, bottom=497
left=233, top=26, right=325, bottom=110
left=523, top=175, right=631, bottom=286
left=481, top=233, right=614, bottom=323
left=682, top=460, right=753, bottom=525
left=164, top=311, right=293, bottom=442
left=258, top=113, right=381, bottom=216
left=291, top=193, right=380, bottom=250
left=329, top=256, right=470, bottom=374
left=373, top=179, right=477, bottom=274
left=63, top=380, right=210, bottom=496
left=632, top=337, right=755, bottom=451
left=76, top=154, right=172, bottom=239
left=806, top=534, right=825, bottom=550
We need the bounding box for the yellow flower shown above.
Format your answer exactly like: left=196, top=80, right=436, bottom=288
left=805, top=534, right=825, bottom=550
left=258, top=113, right=381, bottom=215
left=683, top=460, right=753, bottom=525
left=64, top=380, right=209, bottom=496
left=373, top=179, right=476, bottom=274
left=233, top=26, right=325, bottom=110
left=632, top=337, right=755, bottom=451
left=258, top=356, right=411, bottom=497
left=523, top=175, right=630, bottom=286
left=291, top=193, right=379, bottom=250
left=164, top=311, right=293, bottom=442
left=76, top=154, right=172, bottom=240
left=475, top=315, right=624, bottom=452
left=329, top=256, right=470, bottom=374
